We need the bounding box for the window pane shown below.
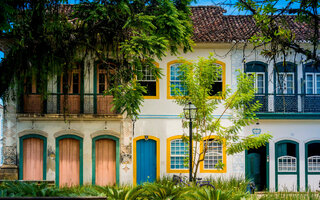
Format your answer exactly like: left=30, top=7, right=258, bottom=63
left=209, top=82, right=222, bottom=96
left=316, top=75, right=320, bottom=94
left=139, top=81, right=156, bottom=96
left=170, top=139, right=188, bottom=169
left=287, top=74, right=294, bottom=94
left=170, top=64, right=187, bottom=96
left=306, top=74, right=313, bottom=94
left=203, top=139, right=223, bottom=169
left=257, top=74, right=264, bottom=94
left=72, top=73, right=79, bottom=94
left=277, top=74, right=285, bottom=94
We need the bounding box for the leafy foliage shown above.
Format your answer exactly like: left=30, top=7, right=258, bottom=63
left=0, top=0, right=194, bottom=118
left=174, top=53, right=272, bottom=179
left=236, top=0, right=320, bottom=65
left=0, top=177, right=252, bottom=200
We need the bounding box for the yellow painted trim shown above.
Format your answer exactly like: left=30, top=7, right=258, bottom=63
left=167, top=60, right=226, bottom=100
left=166, top=135, right=189, bottom=173
left=143, top=62, right=160, bottom=99
left=199, top=136, right=227, bottom=173
left=133, top=135, right=160, bottom=185
left=208, top=60, right=226, bottom=100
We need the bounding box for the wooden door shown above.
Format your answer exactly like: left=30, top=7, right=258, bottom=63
left=136, top=139, right=157, bottom=184
left=23, top=138, right=43, bottom=180
left=95, top=139, right=116, bottom=186
left=59, top=138, right=80, bottom=187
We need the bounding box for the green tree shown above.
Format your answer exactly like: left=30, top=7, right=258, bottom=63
left=174, top=53, right=272, bottom=179
left=0, top=0, right=194, bottom=118
left=236, top=0, right=319, bottom=65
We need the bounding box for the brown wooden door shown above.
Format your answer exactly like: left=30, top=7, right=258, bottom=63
left=59, top=138, right=80, bottom=187
left=23, top=138, right=44, bottom=180
left=95, top=139, right=116, bottom=186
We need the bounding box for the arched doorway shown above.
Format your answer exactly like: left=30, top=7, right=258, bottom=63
left=92, top=135, right=119, bottom=186
left=305, top=140, right=320, bottom=191
left=133, top=135, right=160, bottom=185
left=19, top=134, right=47, bottom=180
left=275, top=140, right=300, bottom=191
left=56, top=135, right=83, bottom=187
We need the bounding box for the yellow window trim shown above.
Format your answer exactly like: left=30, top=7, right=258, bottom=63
left=200, top=135, right=227, bottom=173
left=167, top=135, right=189, bottom=173
left=133, top=135, right=160, bottom=185
left=139, top=62, right=160, bottom=99
left=167, top=60, right=226, bottom=100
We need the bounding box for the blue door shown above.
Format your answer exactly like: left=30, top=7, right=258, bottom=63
left=136, top=139, right=157, bottom=184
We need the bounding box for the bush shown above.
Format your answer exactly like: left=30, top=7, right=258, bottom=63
left=0, top=177, right=251, bottom=200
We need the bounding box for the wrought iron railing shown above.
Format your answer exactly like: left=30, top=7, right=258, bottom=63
left=253, top=94, right=320, bottom=113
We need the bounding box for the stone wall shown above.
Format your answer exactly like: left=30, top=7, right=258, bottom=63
left=0, top=101, right=18, bottom=180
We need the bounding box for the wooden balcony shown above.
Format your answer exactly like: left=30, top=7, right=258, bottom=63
left=97, top=95, right=116, bottom=115
left=23, top=95, right=43, bottom=113
left=21, top=94, right=117, bottom=115
left=60, top=95, right=81, bottom=114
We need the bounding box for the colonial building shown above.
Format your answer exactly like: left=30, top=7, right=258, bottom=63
left=0, top=6, right=319, bottom=192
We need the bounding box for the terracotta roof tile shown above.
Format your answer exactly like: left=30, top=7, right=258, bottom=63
left=190, top=6, right=318, bottom=43
left=58, top=4, right=318, bottom=43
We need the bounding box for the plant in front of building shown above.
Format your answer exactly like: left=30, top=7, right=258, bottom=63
left=0, top=0, right=194, bottom=119
left=174, top=53, right=272, bottom=180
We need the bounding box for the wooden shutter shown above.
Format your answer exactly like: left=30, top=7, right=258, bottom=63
left=59, top=138, right=80, bottom=187
left=95, top=139, right=116, bottom=186
left=23, top=138, right=43, bottom=180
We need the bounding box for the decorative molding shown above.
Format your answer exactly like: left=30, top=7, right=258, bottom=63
left=90, top=130, right=120, bottom=139
left=54, top=129, right=84, bottom=138
left=18, top=129, right=48, bottom=138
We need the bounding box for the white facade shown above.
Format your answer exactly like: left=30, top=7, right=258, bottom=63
left=2, top=43, right=320, bottom=191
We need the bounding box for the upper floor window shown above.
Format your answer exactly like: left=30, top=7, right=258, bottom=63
left=25, top=76, right=40, bottom=94
left=277, top=73, right=294, bottom=94
left=247, top=73, right=265, bottom=94
left=209, top=62, right=225, bottom=97
left=200, top=136, right=226, bottom=173
left=62, top=66, right=80, bottom=94
left=245, top=61, right=268, bottom=95
left=305, top=73, right=320, bottom=94
left=137, top=63, right=159, bottom=99
left=274, top=62, right=296, bottom=95
left=167, top=60, right=225, bottom=99
left=167, top=136, right=188, bottom=173
left=168, top=62, right=187, bottom=98
left=97, top=63, right=116, bottom=94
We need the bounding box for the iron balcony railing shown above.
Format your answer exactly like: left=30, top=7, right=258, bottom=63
left=253, top=94, right=320, bottom=113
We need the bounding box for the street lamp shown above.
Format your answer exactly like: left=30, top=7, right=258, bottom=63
left=183, top=102, right=197, bottom=182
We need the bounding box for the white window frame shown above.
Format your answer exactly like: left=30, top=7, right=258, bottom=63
left=308, top=155, right=320, bottom=172
left=203, top=140, right=223, bottom=170
left=247, top=72, right=265, bottom=95
left=170, top=139, right=188, bottom=170
left=137, top=66, right=157, bottom=97
left=305, top=73, right=320, bottom=95
left=278, top=155, right=297, bottom=172
left=169, top=63, right=187, bottom=96
left=277, top=72, right=295, bottom=95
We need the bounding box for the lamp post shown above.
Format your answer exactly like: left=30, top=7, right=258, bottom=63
left=183, top=102, right=197, bottom=182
